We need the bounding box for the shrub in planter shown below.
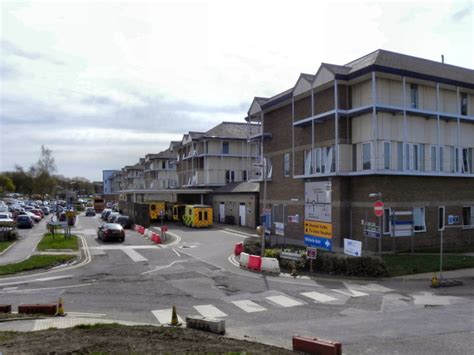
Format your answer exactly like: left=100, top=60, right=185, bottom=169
left=243, top=237, right=261, bottom=255
left=264, top=248, right=280, bottom=259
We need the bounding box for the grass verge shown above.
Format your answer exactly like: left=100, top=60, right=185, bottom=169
left=383, top=254, right=474, bottom=276
left=0, top=240, right=15, bottom=253
left=37, top=233, right=79, bottom=251
left=0, top=255, right=76, bottom=276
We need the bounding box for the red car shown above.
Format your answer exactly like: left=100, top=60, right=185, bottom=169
left=31, top=209, right=44, bottom=219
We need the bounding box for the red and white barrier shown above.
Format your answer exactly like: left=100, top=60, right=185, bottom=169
left=292, top=335, right=342, bottom=355
left=248, top=255, right=262, bottom=271
left=261, top=257, right=280, bottom=274
left=239, top=252, right=249, bottom=268
left=234, top=242, right=243, bottom=256
left=151, top=232, right=161, bottom=244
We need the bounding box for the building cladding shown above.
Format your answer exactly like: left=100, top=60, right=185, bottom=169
left=102, top=170, right=120, bottom=194
left=247, top=49, right=474, bottom=251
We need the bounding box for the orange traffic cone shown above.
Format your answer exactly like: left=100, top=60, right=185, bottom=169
left=169, top=305, right=181, bottom=326
left=57, top=297, right=65, bottom=316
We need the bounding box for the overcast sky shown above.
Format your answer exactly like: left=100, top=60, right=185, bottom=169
left=0, top=0, right=472, bottom=181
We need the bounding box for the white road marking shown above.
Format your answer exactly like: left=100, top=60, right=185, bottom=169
left=2, top=287, right=18, bottom=291
left=172, top=248, right=181, bottom=257
left=228, top=254, right=240, bottom=267
left=122, top=248, right=148, bottom=262
left=344, top=282, right=394, bottom=293
left=301, top=291, right=338, bottom=303
left=232, top=300, right=267, bottom=313
left=151, top=309, right=183, bottom=325
left=332, top=288, right=369, bottom=298
left=266, top=295, right=304, bottom=308
left=193, top=305, right=227, bottom=318
left=88, top=245, right=161, bottom=250
left=0, top=274, right=72, bottom=287
left=0, top=283, right=97, bottom=294
left=66, top=312, right=106, bottom=318
left=412, top=292, right=463, bottom=306
left=141, top=260, right=188, bottom=275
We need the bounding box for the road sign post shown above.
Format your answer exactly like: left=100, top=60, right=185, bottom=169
left=374, top=201, right=384, bottom=254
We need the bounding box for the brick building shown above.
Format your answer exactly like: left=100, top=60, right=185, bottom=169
left=246, top=49, right=474, bottom=252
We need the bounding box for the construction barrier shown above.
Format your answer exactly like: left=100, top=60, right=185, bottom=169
left=0, top=304, right=11, bottom=313
left=234, top=242, right=243, bottom=256
left=239, top=252, right=249, bottom=268
left=151, top=232, right=161, bottom=244
left=139, top=226, right=145, bottom=235
left=248, top=255, right=262, bottom=271
left=261, top=257, right=280, bottom=274
left=18, top=304, right=57, bottom=316
left=292, top=335, right=342, bottom=355
left=186, top=315, right=225, bottom=335
left=144, top=228, right=149, bottom=236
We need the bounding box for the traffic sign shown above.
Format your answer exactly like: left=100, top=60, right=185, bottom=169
left=306, top=247, right=317, bottom=259
left=304, top=235, right=332, bottom=251
left=374, top=200, right=384, bottom=217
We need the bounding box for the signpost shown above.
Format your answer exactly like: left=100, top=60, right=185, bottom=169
left=374, top=200, right=384, bottom=217
left=306, top=247, right=317, bottom=272
left=344, top=238, right=362, bottom=257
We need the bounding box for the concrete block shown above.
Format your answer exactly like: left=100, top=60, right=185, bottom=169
left=261, top=257, right=280, bottom=274
left=186, top=315, right=225, bottom=335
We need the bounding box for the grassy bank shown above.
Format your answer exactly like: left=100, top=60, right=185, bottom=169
left=0, top=255, right=76, bottom=276
left=383, top=254, right=474, bottom=276
left=0, top=240, right=15, bottom=253
left=37, top=233, right=79, bottom=251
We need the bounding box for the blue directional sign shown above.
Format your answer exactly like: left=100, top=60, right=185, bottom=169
left=304, top=235, right=332, bottom=251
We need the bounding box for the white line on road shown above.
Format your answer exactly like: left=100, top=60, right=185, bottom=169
left=172, top=248, right=181, bottom=257
left=266, top=295, right=304, bottom=308
left=228, top=254, right=240, bottom=267
left=87, top=245, right=161, bottom=250
left=231, top=300, right=267, bottom=313
left=331, top=288, right=369, bottom=298
left=301, top=291, right=338, bottom=303
left=141, top=260, right=188, bottom=275
left=122, top=248, right=148, bottom=262
left=193, top=304, right=227, bottom=318
left=66, top=312, right=106, bottom=318
left=151, top=309, right=183, bottom=325
left=0, top=282, right=97, bottom=294
left=0, top=274, right=73, bottom=287
left=344, top=282, right=393, bottom=293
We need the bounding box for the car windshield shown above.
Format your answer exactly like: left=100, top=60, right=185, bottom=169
left=104, top=223, right=122, bottom=230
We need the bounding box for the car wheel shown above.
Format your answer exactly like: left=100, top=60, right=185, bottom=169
left=119, top=238, right=124, bottom=243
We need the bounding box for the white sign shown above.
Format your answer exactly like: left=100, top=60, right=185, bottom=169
left=344, top=238, right=362, bottom=257
left=275, top=222, right=284, bottom=236
left=305, top=181, right=331, bottom=222
left=280, top=251, right=303, bottom=262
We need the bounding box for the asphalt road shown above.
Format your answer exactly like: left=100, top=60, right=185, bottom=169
left=1, top=214, right=473, bottom=354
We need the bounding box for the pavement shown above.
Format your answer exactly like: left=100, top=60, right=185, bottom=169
left=1, top=218, right=473, bottom=335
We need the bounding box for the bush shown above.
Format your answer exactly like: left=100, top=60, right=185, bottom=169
left=243, top=237, right=261, bottom=255
left=264, top=248, right=280, bottom=258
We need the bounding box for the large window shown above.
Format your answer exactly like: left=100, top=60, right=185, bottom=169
left=283, top=153, right=290, bottom=177
left=462, top=147, right=474, bottom=174
left=431, top=145, right=438, bottom=171
left=384, top=142, right=391, bottom=170
left=362, top=142, right=371, bottom=170
left=410, top=84, right=418, bottom=108
left=304, top=146, right=334, bottom=174
left=462, top=206, right=474, bottom=228
left=397, top=142, right=403, bottom=170
left=460, top=93, right=468, bottom=116
left=413, top=207, right=426, bottom=232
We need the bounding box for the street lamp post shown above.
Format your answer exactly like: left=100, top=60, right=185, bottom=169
left=254, top=158, right=267, bottom=257
left=369, top=192, right=383, bottom=254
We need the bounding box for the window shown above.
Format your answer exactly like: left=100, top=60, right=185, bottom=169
left=362, top=143, right=371, bottom=170
left=242, top=170, right=247, bottom=181
left=397, top=142, right=403, bottom=170
left=462, top=206, right=474, bottom=228
left=419, top=144, right=425, bottom=171
left=413, top=207, right=426, bottom=232
left=431, top=145, right=438, bottom=171
left=439, top=146, right=444, bottom=172
left=198, top=211, right=203, bottom=221
left=383, top=208, right=392, bottom=235
left=438, top=206, right=445, bottom=231
left=460, top=93, right=468, bottom=116
left=462, top=148, right=473, bottom=173
left=384, top=142, right=391, bottom=170
left=413, top=144, right=419, bottom=171
left=405, top=143, right=410, bottom=170
left=454, top=147, right=460, bottom=173
left=162, top=161, right=166, bottom=169
left=304, top=150, right=313, bottom=175
left=225, top=170, right=235, bottom=183
left=410, top=84, right=418, bottom=108
left=222, top=141, right=229, bottom=154
left=205, top=141, right=209, bottom=154
left=283, top=153, right=290, bottom=177
left=352, top=145, right=357, bottom=171
left=326, top=146, right=335, bottom=173
left=314, top=147, right=322, bottom=173
left=204, top=211, right=208, bottom=220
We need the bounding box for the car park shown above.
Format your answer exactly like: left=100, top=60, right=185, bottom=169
left=16, top=215, right=34, bottom=228
left=116, top=215, right=132, bottom=229
left=97, top=223, right=125, bottom=242
left=85, top=207, right=96, bottom=216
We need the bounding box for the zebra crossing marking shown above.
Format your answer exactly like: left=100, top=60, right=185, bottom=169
left=193, top=305, right=227, bottom=318
left=151, top=309, right=183, bottom=325
left=301, top=291, right=338, bottom=303
left=344, top=282, right=393, bottom=293
left=266, top=295, right=304, bottom=308
left=122, top=248, right=148, bottom=262
left=331, top=288, right=369, bottom=298
left=231, top=300, right=267, bottom=313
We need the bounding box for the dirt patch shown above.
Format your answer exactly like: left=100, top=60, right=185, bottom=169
left=0, top=324, right=296, bottom=353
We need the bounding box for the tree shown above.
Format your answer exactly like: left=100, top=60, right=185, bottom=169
left=0, top=174, right=15, bottom=198
left=36, top=145, right=57, bottom=175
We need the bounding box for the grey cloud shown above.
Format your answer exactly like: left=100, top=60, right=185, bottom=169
left=452, top=5, right=472, bottom=21
left=0, top=61, right=22, bottom=80
left=0, top=40, right=65, bottom=65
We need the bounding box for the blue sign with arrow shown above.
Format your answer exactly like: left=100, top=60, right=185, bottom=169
left=304, top=235, right=332, bottom=251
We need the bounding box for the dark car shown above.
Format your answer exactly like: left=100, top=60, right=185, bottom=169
left=16, top=215, right=34, bottom=228
left=97, top=223, right=125, bottom=242
left=85, top=207, right=96, bottom=217
left=116, top=215, right=132, bottom=229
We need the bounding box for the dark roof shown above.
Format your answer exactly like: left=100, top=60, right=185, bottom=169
left=212, top=181, right=259, bottom=194
left=321, top=63, right=351, bottom=75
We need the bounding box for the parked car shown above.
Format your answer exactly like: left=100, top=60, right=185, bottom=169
left=85, top=207, right=96, bottom=217
left=59, top=211, right=76, bottom=226
left=97, top=223, right=125, bottom=242
left=31, top=209, right=44, bottom=219
left=107, top=212, right=120, bottom=223
left=101, top=209, right=112, bottom=221
left=116, top=215, right=132, bottom=229
left=18, top=211, right=40, bottom=223
left=40, top=206, right=50, bottom=215
left=16, top=215, right=34, bottom=228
